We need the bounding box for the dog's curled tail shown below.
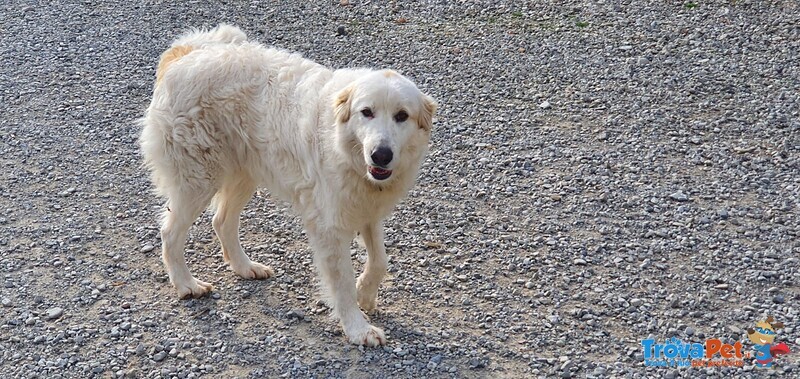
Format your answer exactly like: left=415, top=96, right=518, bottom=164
left=172, top=23, right=248, bottom=47
left=156, top=24, right=248, bottom=85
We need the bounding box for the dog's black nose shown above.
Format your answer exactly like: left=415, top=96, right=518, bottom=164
left=370, top=146, right=393, bottom=167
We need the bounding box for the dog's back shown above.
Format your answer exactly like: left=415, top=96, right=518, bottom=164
left=141, top=25, right=329, bottom=200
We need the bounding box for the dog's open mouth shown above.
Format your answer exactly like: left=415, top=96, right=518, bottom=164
left=368, top=166, right=392, bottom=180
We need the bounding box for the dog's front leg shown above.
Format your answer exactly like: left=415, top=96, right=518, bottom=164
left=308, top=227, right=387, bottom=346
left=356, top=222, right=387, bottom=313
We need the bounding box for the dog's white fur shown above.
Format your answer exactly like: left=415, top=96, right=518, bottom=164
left=139, top=24, right=436, bottom=346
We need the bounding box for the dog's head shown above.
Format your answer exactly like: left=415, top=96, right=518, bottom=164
left=333, top=70, right=437, bottom=185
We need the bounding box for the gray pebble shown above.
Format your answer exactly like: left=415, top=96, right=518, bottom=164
left=286, top=310, right=306, bottom=319
left=153, top=351, right=167, bottom=362
left=46, top=307, right=63, bottom=320
left=669, top=191, right=689, bottom=202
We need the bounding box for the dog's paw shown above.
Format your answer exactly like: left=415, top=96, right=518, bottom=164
left=232, top=261, right=274, bottom=280
left=175, top=277, right=213, bottom=299
left=356, top=279, right=378, bottom=313
left=346, top=324, right=387, bottom=347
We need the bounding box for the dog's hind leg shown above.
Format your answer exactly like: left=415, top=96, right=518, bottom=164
left=161, top=189, right=215, bottom=299
left=212, top=177, right=274, bottom=280
left=356, top=222, right=387, bottom=313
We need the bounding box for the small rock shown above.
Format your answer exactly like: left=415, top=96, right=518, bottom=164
left=140, top=245, right=155, bottom=253
left=573, top=258, right=587, bottom=265
left=715, top=284, right=729, bottom=290
left=336, top=25, right=348, bottom=36
left=593, top=366, right=607, bottom=376
left=468, top=357, right=487, bottom=369
left=669, top=191, right=689, bottom=202
left=524, top=282, right=534, bottom=289
left=773, top=295, right=785, bottom=304
left=46, top=307, right=64, bottom=320
left=286, top=310, right=306, bottom=319
left=717, top=209, right=729, bottom=219
left=539, top=101, right=551, bottom=109
left=153, top=351, right=167, bottom=362
left=686, top=327, right=696, bottom=336
left=1, top=297, right=11, bottom=307
left=631, top=298, right=643, bottom=307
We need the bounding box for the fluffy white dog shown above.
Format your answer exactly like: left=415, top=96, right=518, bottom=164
left=139, top=24, right=436, bottom=346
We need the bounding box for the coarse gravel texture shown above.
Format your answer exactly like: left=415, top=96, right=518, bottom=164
left=1, top=1, right=799, bottom=378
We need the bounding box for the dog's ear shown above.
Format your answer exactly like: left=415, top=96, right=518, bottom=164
left=772, top=322, right=785, bottom=329
left=747, top=328, right=755, bottom=335
left=418, top=94, right=437, bottom=132
left=766, top=316, right=775, bottom=324
left=334, top=85, right=354, bottom=124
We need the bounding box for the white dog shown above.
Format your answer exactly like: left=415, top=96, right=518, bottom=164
left=139, top=25, right=436, bottom=346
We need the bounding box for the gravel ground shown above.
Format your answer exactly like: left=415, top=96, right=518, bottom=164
left=1, top=1, right=799, bottom=378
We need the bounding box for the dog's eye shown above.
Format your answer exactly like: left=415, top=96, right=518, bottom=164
left=394, top=110, right=408, bottom=123
left=361, top=108, right=374, bottom=118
